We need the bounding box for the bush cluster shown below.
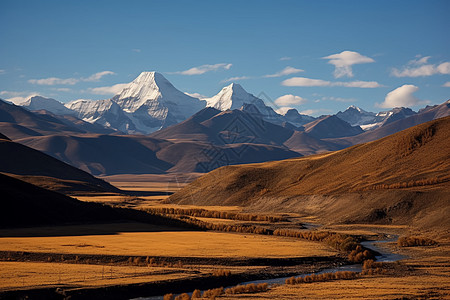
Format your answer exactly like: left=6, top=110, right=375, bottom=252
left=398, top=236, right=438, bottom=247
left=361, top=259, right=387, bottom=275
left=347, top=245, right=373, bottom=263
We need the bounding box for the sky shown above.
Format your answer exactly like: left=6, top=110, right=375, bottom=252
left=0, top=0, right=449, bottom=116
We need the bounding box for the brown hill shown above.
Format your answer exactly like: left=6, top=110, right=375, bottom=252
left=169, top=116, right=450, bottom=230
left=0, top=136, right=121, bottom=194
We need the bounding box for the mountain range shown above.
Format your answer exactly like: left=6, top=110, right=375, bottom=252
left=2, top=71, right=449, bottom=176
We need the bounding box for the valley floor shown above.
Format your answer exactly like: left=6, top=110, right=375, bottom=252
left=1, top=178, right=448, bottom=299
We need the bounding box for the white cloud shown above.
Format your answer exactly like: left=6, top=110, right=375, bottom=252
left=275, top=106, right=294, bottom=115
left=282, top=77, right=331, bottom=87
left=28, top=77, right=79, bottom=85
left=274, top=94, right=307, bottom=106
left=0, top=69, right=5, bottom=75
left=221, top=76, right=251, bottom=83
left=28, top=71, right=115, bottom=85
left=322, top=50, right=375, bottom=78
left=378, top=84, right=421, bottom=108
left=335, top=81, right=382, bottom=88
left=132, top=49, right=141, bottom=53
left=391, top=56, right=450, bottom=77
left=279, top=57, right=292, bottom=61
left=184, top=92, right=207, bottom=99
left=88, top=83, right=128, bottom=95
left=51, top=87, right=72, bottom=92
left=82, top=71, right=115, bottom=82
left=264, top=66, right=304, bottom=78
left=282, top=77, right=382, bottom=88
left=300, top=108, right=332, bottom=116
left=321, top=96, right=356, bottom=103
left=173, top=63, right=232, bottom=75
left=443, top=81, right=450, bottom=87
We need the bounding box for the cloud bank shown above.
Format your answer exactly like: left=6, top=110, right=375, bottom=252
left=282, top=77, right=382, bottom=88
left=391, top=56, right=450, bottom=77
left=173, top=63, right=232, bottom=75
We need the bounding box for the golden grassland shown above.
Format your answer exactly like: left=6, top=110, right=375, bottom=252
left=0, top=225, right=335, bottom=259
left=0, top=261, right=189, bottom=291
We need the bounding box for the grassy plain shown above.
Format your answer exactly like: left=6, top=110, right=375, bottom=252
left=2, top=178, right=449, bottom=299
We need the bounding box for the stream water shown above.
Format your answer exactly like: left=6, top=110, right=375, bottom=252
left=133, top=236, right=407, bottom=300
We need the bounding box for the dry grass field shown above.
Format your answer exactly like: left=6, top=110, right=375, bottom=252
left=0, top=225, right=335, bottom=259
left=0, top=261, right=189, bottom=291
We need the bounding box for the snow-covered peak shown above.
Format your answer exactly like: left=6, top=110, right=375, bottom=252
left=205, top=83, right=260, bottom=111
left=23, top=96, right=74, bottom=115
left=113, top=71, right=203, bottom=114
left=347, top=105, right=367, bottom=113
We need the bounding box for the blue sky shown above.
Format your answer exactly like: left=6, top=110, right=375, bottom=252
left=1, top=0, right=449, bottom=116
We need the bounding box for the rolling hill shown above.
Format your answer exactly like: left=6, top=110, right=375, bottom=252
left=169, top=116, right=450, bottom=230
left=0, top=134, right=121, bottom=194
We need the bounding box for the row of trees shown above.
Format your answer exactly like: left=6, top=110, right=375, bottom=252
left=146, top=207, right=286, bottom=223
left=285, top=270, right=358, bottom=285
left=362, top=177, right=446, bottom=191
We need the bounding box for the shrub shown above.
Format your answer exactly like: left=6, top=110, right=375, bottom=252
left=398, top=236, right=438, bottom=247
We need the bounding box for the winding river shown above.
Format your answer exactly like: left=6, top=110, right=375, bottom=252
left=134, top=236, right=406, bottom=300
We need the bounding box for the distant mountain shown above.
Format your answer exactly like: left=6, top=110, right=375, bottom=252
left=65, top=72, right=206, bottom=134
left=335, top=105, right=376, bottom=126
left=303, top=115, right=364, bottom=139
left=111, top=71, right=206, bottom=132
left=205, top=83, right=281, bottom=124
left=0, top=99, right=86, bottom=139
left=66, top=99, right=135, bottom=133
left=336, top=105, right=417, bottom=131
left=151, top=107, right=295, bottom=146
left=282, top=108, right=316, bottom=127
left=33, top=110, right=117, bottom=134
left=331, top=100, right=450, bottom=146
left=0, top=134, right=121, bottom=194
left=21, top=96, right=75, bottom=115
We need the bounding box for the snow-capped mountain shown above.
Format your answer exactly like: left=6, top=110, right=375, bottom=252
left=66, top=72, right=206, bottom=134
left=66, top=99, right=135, bottom=133
left=336, top=105, right=417, bottom=131
left=111, top=72, right=206, bottom=132
left=205, top=83, right=280, bottom=123
left=22, top=96, right=75, bottom=116
left=335, top=105, right=376, bottom=127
